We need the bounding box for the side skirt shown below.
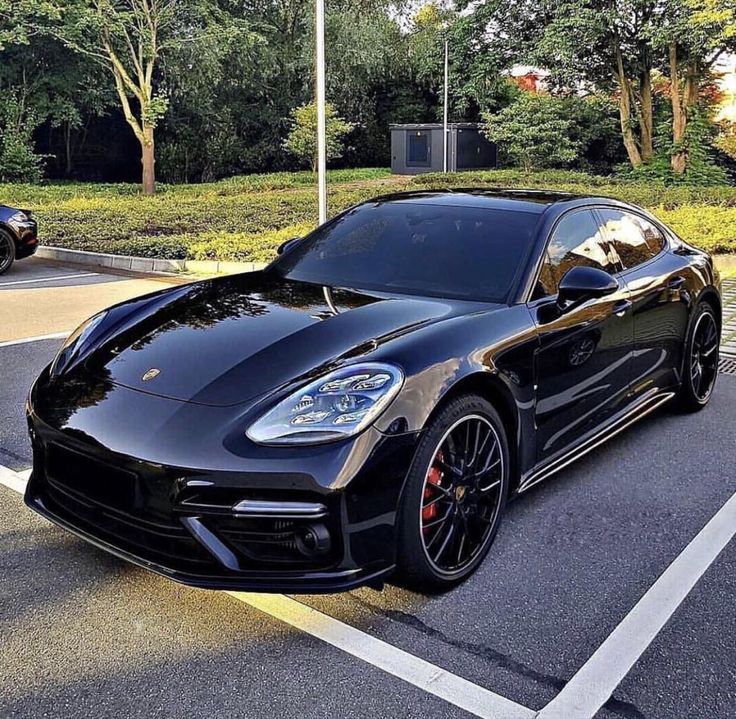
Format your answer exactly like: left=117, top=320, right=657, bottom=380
left=517, top=391, right=676, bottom=494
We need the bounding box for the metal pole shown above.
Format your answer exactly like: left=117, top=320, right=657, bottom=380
left=443, top=38, right=449, bottom=173
left=315, top=0, right=328, bottom=224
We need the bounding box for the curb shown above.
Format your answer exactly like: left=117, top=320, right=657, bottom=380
left=35, top=246, right=267, bottom=276
left=715, top=254, right=736, bottom=273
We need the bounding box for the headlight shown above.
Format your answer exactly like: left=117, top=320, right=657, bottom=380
left=246, top=362, right=404, bottom=445
left=49, top=312, right=107, bottom=379
left=8, top=210, right=29, bottom=223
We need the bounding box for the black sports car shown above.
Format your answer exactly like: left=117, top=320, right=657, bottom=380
left=0, top=204, right=38, bottom=274
left=25, top=190, right=721, bottom=593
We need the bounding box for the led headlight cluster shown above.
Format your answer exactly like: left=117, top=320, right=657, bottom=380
left=247, top=362, right=403, bottom=445
left=49, top=312, right=107, bottom=379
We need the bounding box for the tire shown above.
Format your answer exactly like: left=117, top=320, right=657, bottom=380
left=677, top=301, right=719, bottom=412
left=0, top=229, right=15, bottom=275
left=395, top=394, right=509, bottom=592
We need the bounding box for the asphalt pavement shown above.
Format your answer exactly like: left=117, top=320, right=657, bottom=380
left=1, top=258, right=735, bottom=719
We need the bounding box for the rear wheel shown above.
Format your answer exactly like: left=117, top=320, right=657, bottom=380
left=677, top=302, right=719, bottom=412
left=0, top=229, right=15, bottom=275
left=396, top=395, right=509, bottom=592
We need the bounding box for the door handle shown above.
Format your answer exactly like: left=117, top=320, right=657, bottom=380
left=613, top=299, right=632, bottom=317
left=667, top=275, right=686, bottom=290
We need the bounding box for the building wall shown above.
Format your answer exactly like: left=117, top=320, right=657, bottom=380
left=390, top=129, right=446, bottom=174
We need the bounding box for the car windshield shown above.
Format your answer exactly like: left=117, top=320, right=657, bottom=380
left=272, top=200, right=540, bottom=302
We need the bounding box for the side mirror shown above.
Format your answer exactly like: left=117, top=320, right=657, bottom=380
left=557, top=266, right=619, bottom=309
left=277, top=237, right=301, bottom=255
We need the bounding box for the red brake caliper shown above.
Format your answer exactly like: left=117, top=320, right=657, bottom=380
left=422, top=453, right=443, bottom=525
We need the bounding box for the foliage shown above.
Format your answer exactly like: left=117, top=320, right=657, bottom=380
left=716, top=121, right=736, bottom=160
left=283, top=102, right=355, bottom=172
left=622, top=111, right=730, bottom=185
left=482, top=94, right=583, bottom=171
left=3, top=168, right=734, bottom=264
left=0, top=96, right=44, bottom=182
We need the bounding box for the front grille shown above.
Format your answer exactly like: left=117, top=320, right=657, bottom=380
left=40, top=444, right=215, bottom=571
left=37, top=442, right=339, bottom=573
left=718, top=355, right=736, bottom=376
left=47, top=443, right=138, bottom=510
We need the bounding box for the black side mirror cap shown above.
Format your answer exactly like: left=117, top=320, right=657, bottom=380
left=557, top=266, right=619, bottom=309
left=277, top=237, right=301, bottom=255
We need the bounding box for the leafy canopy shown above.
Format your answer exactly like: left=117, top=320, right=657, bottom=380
left=283, top=102, right=355, bottom=172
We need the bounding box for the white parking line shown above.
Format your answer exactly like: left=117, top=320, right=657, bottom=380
left=0, top=462, right=535, bottom=719
left=231, top=592, right=535, bottom=719
left=4, top=457, right=735, bottom=719
left=537, top=490, right=736, bottom=718
left=0, top=332, right=70, bottom=348
left=0, top=272, right=99, bottom=287
left=0, top=465, right=29, bottom=494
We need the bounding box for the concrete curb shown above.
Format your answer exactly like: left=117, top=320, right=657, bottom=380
left=715, top=254, right=736, bottom=273
left=35, top=246, right=267, bottom=276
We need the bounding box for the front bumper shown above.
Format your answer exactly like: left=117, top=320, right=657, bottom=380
left=25, top=374, right=420, bottom=593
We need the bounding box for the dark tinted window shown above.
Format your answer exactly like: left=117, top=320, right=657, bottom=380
left=274, top=201, right=540, bottom=301
left=532, top=210, right=617, bottom=299
left=598, top=209, right=665, bottom=269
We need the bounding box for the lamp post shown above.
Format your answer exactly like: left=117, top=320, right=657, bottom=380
left=443, top=37, right=449, bottom=173
left=315, top=0, right=327, bottom=224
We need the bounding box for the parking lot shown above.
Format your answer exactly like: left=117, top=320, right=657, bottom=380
left=1, top=258, right=735, bottom=719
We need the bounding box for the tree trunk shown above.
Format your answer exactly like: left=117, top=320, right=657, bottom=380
left=669, top=44, right=699, bottom=176
left=141, top=125, right=155, bottom=196
left=639, top=69, right=654, bottom=162
left=65, top=122, right=73, bottom=177
left=615, top=45, right=642, bottom=168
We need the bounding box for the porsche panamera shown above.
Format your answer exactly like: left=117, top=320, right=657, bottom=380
left=25, top=190, right=721, bottom=592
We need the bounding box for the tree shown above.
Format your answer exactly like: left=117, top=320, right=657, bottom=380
left=656, top=0, right=736, bottom=174
left=0, top=94, right=44, bottom=182
left=283, top=102, right=354, bottom=172
left=481, top=93, right=581, bottom=171
left=462, top=0, right=666, bottom=169
left=30, top=0, right=226, bottom=194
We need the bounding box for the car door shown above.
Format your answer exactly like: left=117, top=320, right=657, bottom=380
left=596, top=208, right=690, bottom=398
left=529, top=208, right=634, bottom=463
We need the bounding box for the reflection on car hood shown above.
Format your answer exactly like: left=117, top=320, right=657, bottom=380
left=87, top=271, right=471, bottom=406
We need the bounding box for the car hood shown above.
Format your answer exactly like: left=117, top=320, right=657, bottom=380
left=86, top=271, right=471, bottom=407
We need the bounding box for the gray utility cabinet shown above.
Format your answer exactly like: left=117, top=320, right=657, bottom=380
left=390, top=123, right=498, bottom=175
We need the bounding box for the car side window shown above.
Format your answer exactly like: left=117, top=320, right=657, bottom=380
left=531, top=210, right=617, bottom=300
left=597, top=209, right=665, bottom=270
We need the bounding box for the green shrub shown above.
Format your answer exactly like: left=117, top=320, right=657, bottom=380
left=655, top=206, right=736, bottom=254
left=2, top=167, right=735, bottom=262
left=0, top=97, right=45, bottom=183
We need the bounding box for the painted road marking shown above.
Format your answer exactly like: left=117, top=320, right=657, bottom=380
left=537, top=490, right=736, bottom=718
left=0, top=332, right=70, bottom=348
left=0, top=465, right=29, bottom=494
left=4, top=459, right=735, bottom=719
left=231, top=592, right=535, bottom=719
left=0, top=463, right=534, bottom=719
left=0, top=272, right=99, bottom=288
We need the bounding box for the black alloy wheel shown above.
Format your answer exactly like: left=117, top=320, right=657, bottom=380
left=678, top=302, right=719, bottom=411
left=0, top=229, right=15, bottom=275
left=396, top=395, right=509, bottom=592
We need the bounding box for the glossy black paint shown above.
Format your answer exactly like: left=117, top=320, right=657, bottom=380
left=25, top=190, right=721, bottom=592
left=0, top=204, right=39, bottom=259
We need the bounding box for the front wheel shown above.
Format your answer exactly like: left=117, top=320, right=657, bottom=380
left=677, top=301, right=719, bottom=412
left=0, top=229, right=15, bottom=275
left=395, top=395, right=509, bottom=592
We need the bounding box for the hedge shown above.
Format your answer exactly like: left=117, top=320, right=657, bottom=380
left=2, top=168, right=734, bottom=262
